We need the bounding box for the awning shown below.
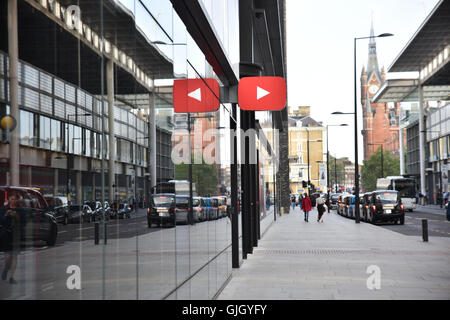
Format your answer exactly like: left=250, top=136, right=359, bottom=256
left=372, top=79, right=450, bottom=103
left=388, top=0, right=450, bottom=73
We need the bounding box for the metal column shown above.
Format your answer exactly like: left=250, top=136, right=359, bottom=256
left=8, top=0, right=19, bottom=186
left=149, top=92, right=157, bottom=191
left=240, top=109, right=252, bottom=259
left=418, top=84, right=426, bottom=200
left=399, top=124, right=405, bottom=175
left=231, top=104, right=239, bottom=268
left=107, top=59, right=115, bottom=203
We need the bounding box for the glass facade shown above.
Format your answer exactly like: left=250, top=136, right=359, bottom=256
left=425, top=103, right=450, bottom=199
left=0, top=0, right=254, bottom=300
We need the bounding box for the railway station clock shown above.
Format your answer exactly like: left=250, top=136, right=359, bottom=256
left=369, top=84, right=379, bottom=94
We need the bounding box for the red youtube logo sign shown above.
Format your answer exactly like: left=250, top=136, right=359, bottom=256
left=173, top=78, right=220, bottom=113
left=238, top=77, right=286, bottom=111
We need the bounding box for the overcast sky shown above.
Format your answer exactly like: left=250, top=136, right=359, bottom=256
left=286, top=0, right=440, bottom=163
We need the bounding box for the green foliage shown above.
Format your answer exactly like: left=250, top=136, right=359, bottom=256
left=361, top=147, right=400, bottom=192
left=174, top=152, right=218, bottom=196
left=328, top=155, right=345, bottom=189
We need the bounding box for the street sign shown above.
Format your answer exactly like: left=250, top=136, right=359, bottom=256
left=173, top=78, right=220, bottom=113
left=319, top=163, right=326, bottom=187
left=238, top=77, right=286, bottom=111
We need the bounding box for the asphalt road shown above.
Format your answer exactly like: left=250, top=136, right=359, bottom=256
left=54, top=208, right=154, bottom=245
left=377, top=206, right=450, bottom=238
left=17, top=208, right=227, bottom=253
left=331, top=205, right=450, bottom=238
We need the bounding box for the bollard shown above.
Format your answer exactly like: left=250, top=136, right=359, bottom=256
left=94, top=222, right=99, bottom=245
left=422, top=219, right=428, bottom=242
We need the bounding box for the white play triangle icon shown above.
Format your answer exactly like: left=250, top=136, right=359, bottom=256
left=257, top=86, right=270, bottom=100
left=188, top=88, right=201, bottom=101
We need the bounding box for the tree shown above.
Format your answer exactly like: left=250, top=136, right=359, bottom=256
left=174, top=153, right=218, bottom=196
left=361, top=147, right=400, bottom=192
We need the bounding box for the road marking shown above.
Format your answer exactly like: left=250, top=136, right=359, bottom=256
left=41, top=283, right=54, bottom=292
left=58, top=230, right=68, bottom=234
left=77, top=227, right=94, bottom=230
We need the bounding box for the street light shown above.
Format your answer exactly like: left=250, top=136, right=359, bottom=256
left=334, top=32, right=394, bottom=223
left=352, top=32, right=393, bottom=223
left=368, top=143, right=384, bottom=178
left=326, top=124, right=348, bottom=211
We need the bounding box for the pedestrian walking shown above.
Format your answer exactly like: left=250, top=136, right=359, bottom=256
left=1, top=194, right=21, bottom=284
left=301, top=193, right=312, bottom=222
left=298, top=194, right=303, bottom=210
left=316, top=196, right=327, bottom=223
left=446, top=197, right=450, bottom=221
left=291, top=195, right=296, bottom=211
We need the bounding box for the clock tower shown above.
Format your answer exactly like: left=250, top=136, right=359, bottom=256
left=360, top=22, right=402, bottom=161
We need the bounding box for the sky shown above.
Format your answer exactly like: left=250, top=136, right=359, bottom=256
left=286, top=0, right=440, bottom=163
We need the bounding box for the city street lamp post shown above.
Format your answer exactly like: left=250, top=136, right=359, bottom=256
left=335, top=156, right=338, bottom=193
left=326, top=124, right=348, bottom=212
left=332, top=32, right=393, bottom=223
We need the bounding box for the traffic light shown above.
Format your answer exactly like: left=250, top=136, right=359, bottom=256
left=302, top=181, right=307, bottom=188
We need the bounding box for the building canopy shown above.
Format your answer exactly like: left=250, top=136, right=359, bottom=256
left=372, top=0, right=450, bottom=103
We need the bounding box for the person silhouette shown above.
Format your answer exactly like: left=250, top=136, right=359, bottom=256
left=1, top=194, right=21, bottom=284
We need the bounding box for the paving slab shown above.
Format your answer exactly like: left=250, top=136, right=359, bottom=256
left=218, top=208, right=450, bottom=300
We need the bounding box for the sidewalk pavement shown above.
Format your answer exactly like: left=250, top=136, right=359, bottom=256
left=218, top=207, right=450, bottom=300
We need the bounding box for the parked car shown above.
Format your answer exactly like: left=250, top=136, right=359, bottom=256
left=344, top=195, right=356, bottom=218
left=103, top=201, right=112, bottom=217
left=84, top=201, right=109, bottom=221
left=366, top=190, right=405, bottom=224
left=203, top=197, right=217, bottom=220
left=213, top=196, right=228, bottom=218
left=360, top=192, right=373, bottom=222
left=337, top=194, right=348, bottom=215
left=117, top=203, right=132, bottom=219
left=193, top=197, right=206, bottom=222
left=329, top=193, right=340, bottom=210
left=210, top=197, right=220, bottom=220
left=219, top=196, right=230, bottom=218
left=0, top=186, right=58, bottom=247
left=174, top=195, right=191, bottom=224
left=68, top=204, right=93, bottom=223
left=147, top=194, right=176, bottom=227
left=44, top=196, right=69, bottom=225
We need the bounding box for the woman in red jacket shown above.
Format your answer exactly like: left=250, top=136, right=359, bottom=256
left=301, top=193, right=312, bottom=222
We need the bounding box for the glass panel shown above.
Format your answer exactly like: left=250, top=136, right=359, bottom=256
left=39, top=71, right=52, bottom=93
left=40, top=93, right=52, bottom=115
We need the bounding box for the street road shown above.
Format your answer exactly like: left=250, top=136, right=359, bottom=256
left=54, top=208, right=154, bottom=244
left=377, top=206, right=450, bottom=238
